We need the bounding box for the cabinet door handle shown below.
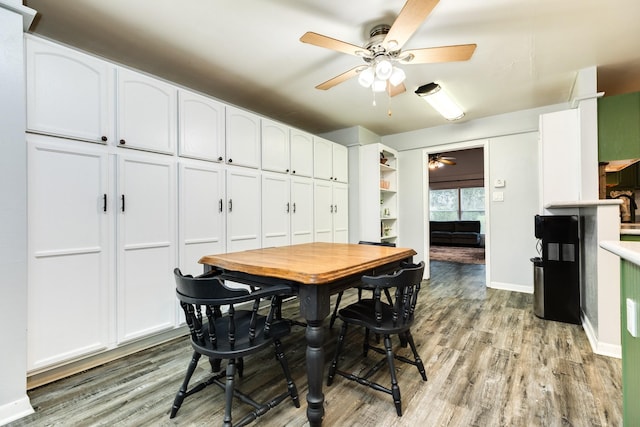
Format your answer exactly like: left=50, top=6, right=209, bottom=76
left=293, top=203, right=296, bottom=213
left=218, top=156, right=223, bottom=162
left=228, top=158, right=233, bottom=163
left=286, top=202, right=290, bottom=213
left=101, top=136, right=108, bottom=142
left=330, top=204, right=333, bottom=213
left=219, top=199, right=223, bottom=213
left=334, top=204, right=338, bottom=213
left=119, top=139, right=126, bottom=145
left=228, top=199, right=233, bottom=212
left=121, top=194, right=125, bottom=212
left=103, top=194, right=107, bottom=212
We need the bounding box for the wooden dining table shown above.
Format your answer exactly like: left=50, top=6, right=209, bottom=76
left=199, top=242, right=416, bottom=427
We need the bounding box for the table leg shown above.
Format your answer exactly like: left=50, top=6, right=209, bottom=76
left=305, top=320, right=324, bottom=426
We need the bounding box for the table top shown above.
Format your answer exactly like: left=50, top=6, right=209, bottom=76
left=199, top=242, right=416, bottom=285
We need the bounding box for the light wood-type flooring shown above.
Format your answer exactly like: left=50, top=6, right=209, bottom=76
left=10, top=261, right=622, bottom=426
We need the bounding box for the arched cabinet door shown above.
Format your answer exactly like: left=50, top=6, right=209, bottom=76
left=225, top=106, right=261, bottom=169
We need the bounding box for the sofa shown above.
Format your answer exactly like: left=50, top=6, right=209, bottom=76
left=430, top=220, right=482, bottom=247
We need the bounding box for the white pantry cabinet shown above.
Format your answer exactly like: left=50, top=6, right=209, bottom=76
left=178, top=89, right=225, bottom=163
left=116, top=67, right=177, bottom=155
left=226, top=106, right=261, bottom=168
left=314, top=137, right=348, bottom=183
left=290, top=129, right=314, bottom=177
left=262, top=119, right=290, bottom=174
left=116, top=153, right=177, bottom=343
left=178, top=160, right=226, bottom=276
left=262, top=172, right=292, bottom=247
left=262, top=173, right=315, bottom=247
left=314, top=180, right=349, bottom=243
left=27, top=135, right=113, bottom=370
left=290, top=176, right=315, bottom=244
left=25, top=35, right=114, bottom=144
left=226, top=167, right=262, bottom=252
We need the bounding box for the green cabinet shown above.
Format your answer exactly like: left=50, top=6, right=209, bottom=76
left=598, top=92, right=640, bottom=161
left=620, top=260, right=640, bottom=424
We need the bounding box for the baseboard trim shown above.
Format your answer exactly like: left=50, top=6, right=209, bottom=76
left=27, top=326, right=189, bottom=390
left=0, top=395, right=34, bottom=426
left=581, top=312, right=622, bottom=359
left=489, top=281, right=533, bottom=294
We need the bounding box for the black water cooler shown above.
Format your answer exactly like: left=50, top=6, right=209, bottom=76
left=531, top=215, right=581, bottom=324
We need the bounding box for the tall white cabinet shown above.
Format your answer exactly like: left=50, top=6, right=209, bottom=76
left=24, top=34, right=350, bottom=375
left=116, top=153, right=176, bottom=343
left=27, top=136, right=112, bottom=370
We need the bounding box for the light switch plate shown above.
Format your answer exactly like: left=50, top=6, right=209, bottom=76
left=627, top=298, right=639, bottom=338
left=494, top=179, right=505, bottom=188
left=492, top=191, right=504, bottom=202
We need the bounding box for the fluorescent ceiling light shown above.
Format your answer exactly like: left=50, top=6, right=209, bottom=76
left=415, top=83, right=464, bottom=121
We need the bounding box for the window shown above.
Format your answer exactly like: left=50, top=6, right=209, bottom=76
left=430, top=187, right=485, bottom=232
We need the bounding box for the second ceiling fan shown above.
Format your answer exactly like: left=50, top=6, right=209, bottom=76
left=300, top=0, right=476, bottom=97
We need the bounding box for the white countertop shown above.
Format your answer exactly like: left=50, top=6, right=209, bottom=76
left=544, top=200, right=622, bottom=208
left=600, top=240, right=640, bottom=265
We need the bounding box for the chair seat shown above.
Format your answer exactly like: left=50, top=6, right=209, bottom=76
left=338, top=299, right=413, bottom=335
left=192, top=311, right=291, bottom=359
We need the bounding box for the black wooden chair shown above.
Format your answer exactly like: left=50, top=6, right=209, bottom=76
left=327, top=261, right=427, bottom=417
left=171, top=268, right=300, bottom=426
left=328, top=241, right=396, bottom=329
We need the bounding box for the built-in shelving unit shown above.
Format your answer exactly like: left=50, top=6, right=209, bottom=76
left=359, top=143, right=399, bottom=244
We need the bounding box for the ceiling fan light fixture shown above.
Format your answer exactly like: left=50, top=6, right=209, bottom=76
left=375, top=59, right=393, bottom=80
left=389, top=66, right=406, bottom=86
left=358, top=67, right=375, bottom=88
left=371, top=78, right=387, bottom=93
left=415, top=82, right=465, bottom=121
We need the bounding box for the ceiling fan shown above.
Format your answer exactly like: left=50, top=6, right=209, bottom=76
left=299, top=0, right=476, bottom=97
left=429, top=153, right=456, bottom=168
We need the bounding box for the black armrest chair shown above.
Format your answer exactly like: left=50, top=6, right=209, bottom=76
left=328, top=241, right=396, bottom=329
left=171, top=268, right=300, bottom=426
left=327, top=261, right=426, bottom=417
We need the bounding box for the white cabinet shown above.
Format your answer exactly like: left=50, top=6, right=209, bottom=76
left=262, top=172, right=291, bottom=247
left=25, top=36, right=114, bottom=144
left=178, top=89, right=225, bottom=162
left=226, top=167, right=261, bottom=252
left=314, top=180, right=349, bottom=243
left=291, top=176, right=315, bottom=244
left=262, top=119, right=290, bottom=174
left=116, top=153, right=176, bottom=343
left=359, top=144, right=399, bottom=244
left=226, top=106, right=261, bottom=168
left=290, top=129, right=314, bottom=177
left=178, top=160, right=226, bottom=276
left=27, top=135, right=113, bottom=370
left=116, top=67, right=177, bottom=154
left=314, top=137, right=348, bottom=182
left=261, top=174, right=315, bottom=247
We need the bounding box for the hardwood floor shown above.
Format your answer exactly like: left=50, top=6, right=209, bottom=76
left=11, top=261, right=622, bottom=426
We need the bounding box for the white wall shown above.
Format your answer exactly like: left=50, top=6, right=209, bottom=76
left=385, top=106, right=559, bottom=290
left=0, top=1, right=36, bottom=424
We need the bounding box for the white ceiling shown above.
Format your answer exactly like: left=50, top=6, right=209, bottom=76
left=23, top=0, right=640, bottom=137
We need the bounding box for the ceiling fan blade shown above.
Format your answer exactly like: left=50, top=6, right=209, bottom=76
left=400, top=44, right=477, bottom=64
left=387, top=81, right=406, bottom=97
left=315, top=66, right=366, bottom=90
left=300, top=32, right=369, bottom=57
left=439, top=159, right=456, bottom=165
left=383, top=0, right=440, bottom=50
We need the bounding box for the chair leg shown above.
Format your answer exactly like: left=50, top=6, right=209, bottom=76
left=274, top=339, right=301, bottom=408
left=209, top=357, right=221, bottom=373
left=383, top=335, right=402, bottom=417
left=328, top=322, right=348, bottom=386
left=329, top=291, right=344, bottom=329
left=363, top=328, right=371, bottom=357
left=170, top=351, right=202, bottom=419
left=405, top=331, right=427, bottom=381
left=223, top=359, right=236, bottom=427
